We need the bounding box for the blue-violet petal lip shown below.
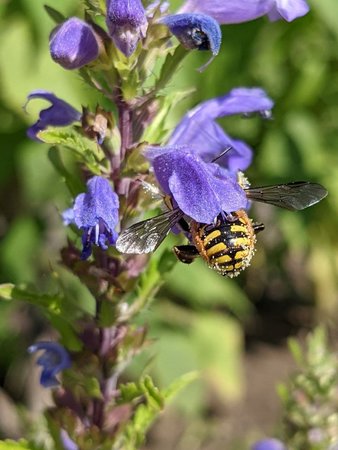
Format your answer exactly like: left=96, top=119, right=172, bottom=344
left=178, top=0, right=309, bottom=24
left=25, top=90, right=81, bottom=141
left=160, top=13, right=221, bottom=55
left=146, top=145, right=248, bottom=223
left=49, top=17, right=99, bottom=70
left=64, top=176, right=119, bottom=259
left=73, top=177, right=119, bottom=230
left=28, top=341, right=71, bottom=388
left=268, top=0, right=310, bottom=21
left=169, top=87, right=273, bottom=172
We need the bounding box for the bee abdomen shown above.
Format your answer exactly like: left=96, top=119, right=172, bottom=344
left=200, top=216, right=256, bottom=277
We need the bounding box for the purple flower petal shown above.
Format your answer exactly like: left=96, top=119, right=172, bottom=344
left=65, top=176, right=119, bottom=259
left=252, top=438, right=287, bottom=450
left=146, top=145, right=248, bottom=223
left=161, top=13, right=221, bottom=55
left=28, top=342, right=71, bottom=388
left=179, top=0, right=309, bottom=23
left=62, top=208, right=75, bottom=226
left=50, top=18, right=99, bottom=70
left=60, top=430, right=79, bottom=450
left=169, top=87, right=273, bottom=171
left=268, top=0, right=310, bottom=22
left=25, top=90, right=81, bottom=141
left=106, top=0, right=148, bottom=56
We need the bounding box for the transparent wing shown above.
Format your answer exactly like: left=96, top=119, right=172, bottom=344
left=116, top=208, right=184, bottom=254
left=245, top=181, right=328, bottom=211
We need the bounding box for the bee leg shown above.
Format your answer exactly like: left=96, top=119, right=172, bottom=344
left=253, top=222, right=265, bottom=233
left=173, top=245, right=199, bottom=264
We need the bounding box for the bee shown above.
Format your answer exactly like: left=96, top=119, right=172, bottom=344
left=115, top=181, right=328, bottom=277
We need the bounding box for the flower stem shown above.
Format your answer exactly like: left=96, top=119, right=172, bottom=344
left=117, top=97, right=132, bottom=162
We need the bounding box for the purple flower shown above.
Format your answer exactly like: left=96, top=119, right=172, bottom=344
left=169, top=87, right=274, bottom=172
left=161, top=13, right=221, bottom=56
left=145, top=145, right=248, bottom=223
left=106, top=0, right=148, bottom=57
left=60, top=430, right=79, bottom=450
left=25, top=90, right=81, bottom=141
left=28, top=342, right=71, bottom=388
left=49, top=18, right=100, bottom=69
left=179, top=0, right=309, bottom=24
left=63, top=176, right=119, bottom=259
left=252, top=438, right=287, bottom=450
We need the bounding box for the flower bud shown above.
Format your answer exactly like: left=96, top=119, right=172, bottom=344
left=49, top=17, right=100, bottom=69
left=106, top=0, right=148, bottom=57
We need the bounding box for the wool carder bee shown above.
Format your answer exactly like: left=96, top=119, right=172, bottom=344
left=116, top=181, right=328, bottom=277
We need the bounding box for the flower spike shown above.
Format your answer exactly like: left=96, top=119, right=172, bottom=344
left=106, top=0, right=148, bottom=57
left=28, top=342, right=71, bottom=388
left=63, top=176, right=119, bottom=259
left=49, top=17, right=100, bottom=70
left=25, top=90, right=81, bottom=141
left=161, top=13, right=221, bottom=56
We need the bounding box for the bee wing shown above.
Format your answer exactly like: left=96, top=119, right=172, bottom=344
left=116, top=208, right=184, bottom=254
left=245, top=181, right=328, bottom=211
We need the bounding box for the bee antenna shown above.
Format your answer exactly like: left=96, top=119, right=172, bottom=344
left=211, top=146, right=233, bottom=163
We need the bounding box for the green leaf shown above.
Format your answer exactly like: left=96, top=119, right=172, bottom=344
left=39, top=126, right=106, bottom=174
left=0, top=440, right=42, bottom=450
left=118, top=372, right=197, bottom=449
left=98, top=300, right=117, bottom=328
left=119, top=381, right=142, bottom=403
left=83, top=0, right=105, bottom=16
left=163, top=371, right=199, bottom=401
left=83, top=377, right=103, bottom=399
left=43, top=5, right=66, bottom=24
left=141, top=375, right=164, bottom=409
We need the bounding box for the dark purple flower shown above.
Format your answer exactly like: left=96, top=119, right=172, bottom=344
left=145, top=145, right=248, bottom=223
left=161, top=13, right=221, bottom=56
left=169, top=87, right=274, bottom=172
left=28, top=342, right=71, bottom=388
left=252, top=438, right=287, bottom=450
left=25, top=90, right=81, bottom=141
left=49, top=17, right=100, bottom=69
left=63, top=176, right=119, bottom=259
left=179, top=0, right=309, bottom=23
left=106, top=0, right=148, bottom=57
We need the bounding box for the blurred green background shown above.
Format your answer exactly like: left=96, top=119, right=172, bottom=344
left=0, top=0, right=338, bottom=448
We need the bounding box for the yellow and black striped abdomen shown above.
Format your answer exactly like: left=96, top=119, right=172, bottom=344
left=198, top=211, right=256, bottom=278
